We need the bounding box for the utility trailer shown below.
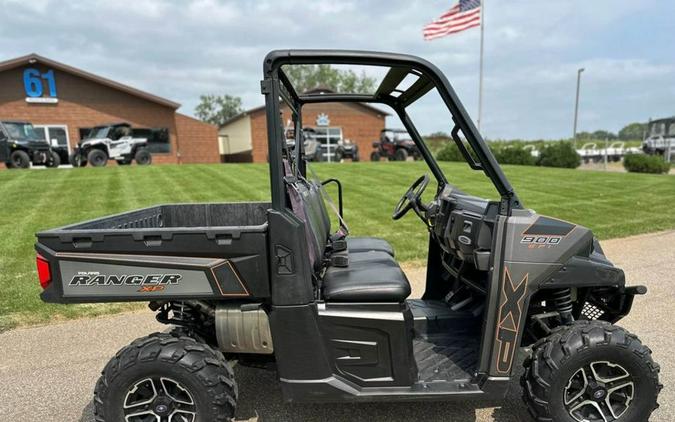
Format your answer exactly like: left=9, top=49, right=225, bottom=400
left=35, top=50, right=661, bottom=422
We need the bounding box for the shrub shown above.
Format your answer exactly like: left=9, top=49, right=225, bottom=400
left=537, top=142, right=581, bottom=168
left=436, top=142, right=464, bottom=162
left=492, top=145, right=536, bottom=166
left=623, top=154, right=670, bottom=174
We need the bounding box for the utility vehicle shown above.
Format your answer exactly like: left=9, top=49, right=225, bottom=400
left=371, top=128, right=421, bottom=161
left=35, top=50, right=661, bottom=422
left=287, top=127, right=323, bottom=162
left=69, top=122, right=152, bottom=167
left=643, top=117, right=674, bottom=155
left=334, top=138, right=359, bottom=161
left=0, top=120, right=59, bottom=168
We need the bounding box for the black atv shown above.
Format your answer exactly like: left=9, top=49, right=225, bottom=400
left=0, top=120, right=60, bottom=169
left=371, top=128, right=421, bottom=161
left=35, top=50, right=661, bottom=422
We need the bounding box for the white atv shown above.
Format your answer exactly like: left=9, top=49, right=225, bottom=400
left=70, top=123, right=152, bottom=167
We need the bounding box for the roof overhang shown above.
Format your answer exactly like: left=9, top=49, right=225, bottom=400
left=0, top=53, right=180, bottom=109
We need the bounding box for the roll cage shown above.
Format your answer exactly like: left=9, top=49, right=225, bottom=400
left=261, top=49, right=522, bottom=215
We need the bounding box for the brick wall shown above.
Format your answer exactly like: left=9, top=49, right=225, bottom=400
left=0, top=64, right=217, bottom=166
left=249, top=102, right=387, bottom=163
left=175, top=113, right=219, bottom=163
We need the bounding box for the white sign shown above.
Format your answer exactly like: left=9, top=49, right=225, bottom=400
left=25, top=97, right=58, bottom=104
left=316, top=113, right=330, bottom=126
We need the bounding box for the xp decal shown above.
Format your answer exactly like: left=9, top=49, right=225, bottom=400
left=494, top=267, right=528, bottom=375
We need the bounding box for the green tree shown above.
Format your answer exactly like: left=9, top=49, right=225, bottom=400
left=194, top=94, right=244, bottom=127
left=283, top=64, right=376, bottom=94
left=618, top=122, right=647, bottom=140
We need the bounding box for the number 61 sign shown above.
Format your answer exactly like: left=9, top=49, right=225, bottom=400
left=23, top=68, right=58, bottom=103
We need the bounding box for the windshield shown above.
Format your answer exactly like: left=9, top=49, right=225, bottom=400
left=87, top=126, right=112, bottom=139
left=383, top=130, right=412, bottom=142
left=3, top=122, right=41, bottom=141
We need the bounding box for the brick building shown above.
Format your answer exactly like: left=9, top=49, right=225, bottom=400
left=0, top=53, right=218, bottom=167
left=219, top=88, right=388, bottom=162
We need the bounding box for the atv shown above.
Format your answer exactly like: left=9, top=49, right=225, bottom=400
left=334, top=138, right=359, bottom=161
left=35, top=50, right=661, bottom=422
left=371, top=128, right=420, bottom=161
left=0, top=120, right=60, bottom=168
left=69, top=122, right=152, bottom=167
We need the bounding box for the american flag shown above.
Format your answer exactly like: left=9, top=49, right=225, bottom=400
left=423, top=0, right=482, bottom=41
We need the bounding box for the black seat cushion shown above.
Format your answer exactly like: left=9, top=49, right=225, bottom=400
left=322, top=253, right=411, bottom=302
left=347, top=237, right=395, bottom=257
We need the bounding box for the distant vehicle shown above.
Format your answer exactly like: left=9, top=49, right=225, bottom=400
left=0, top=120, right=59, bottom=169
left=69, top=123, right=152, bottom=167
left=334, top=138, right=359, bottom=161
left=371, top=128, right=420, bottom=161
left=285, top=127, right=323, bottom=162
left=643, top=117, right=675, bottom=155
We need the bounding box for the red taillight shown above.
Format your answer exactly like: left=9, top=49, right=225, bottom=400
left=36, top=254, right=52, bottom=289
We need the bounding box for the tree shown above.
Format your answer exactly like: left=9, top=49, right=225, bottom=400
left=194, top=94, right=243, bottom=127
left=618, top=122, right=647, bottom=140
left=283, top=64, right=377, bottom=94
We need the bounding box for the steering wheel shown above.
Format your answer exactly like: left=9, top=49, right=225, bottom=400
left=392, top=174, right=430, bottom=221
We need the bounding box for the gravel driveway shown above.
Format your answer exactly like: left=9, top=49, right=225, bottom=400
left=1, top=231, right=672, bottom=421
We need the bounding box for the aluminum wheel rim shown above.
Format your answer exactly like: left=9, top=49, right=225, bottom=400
left=564, top=360, right=634, bottom=422
left=123, top=377, right=197, bottom=422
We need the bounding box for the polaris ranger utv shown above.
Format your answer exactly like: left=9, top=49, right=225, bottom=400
left=69, top=122, right=152, bottom=167
left=35, top=50, right=661, bottom=422
left=371, top=128, right=421, bottom=161
left=0, top=120, right=60, bottom=168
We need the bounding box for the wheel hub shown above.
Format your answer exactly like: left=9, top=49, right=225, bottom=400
left=564, top=361, right=635, bottom=422
left=123, top=377, right=196, bottom=422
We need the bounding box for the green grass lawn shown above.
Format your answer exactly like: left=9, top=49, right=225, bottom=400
left=1, top=162, right=673, bottom=330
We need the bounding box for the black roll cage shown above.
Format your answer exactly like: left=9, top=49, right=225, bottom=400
left=262, top=49, right=522, bottom=216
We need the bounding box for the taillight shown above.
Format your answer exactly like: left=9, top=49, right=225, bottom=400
left=36, top=254, right=52, bottom=289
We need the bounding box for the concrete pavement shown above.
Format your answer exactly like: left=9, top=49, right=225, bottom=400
left=1, top=230, right=673, bottom=421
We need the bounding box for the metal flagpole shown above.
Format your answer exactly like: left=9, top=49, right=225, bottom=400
left=477, top=0, right=485, bottom=133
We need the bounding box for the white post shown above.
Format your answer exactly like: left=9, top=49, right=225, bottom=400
left=477, top=0, right=485, bottom=133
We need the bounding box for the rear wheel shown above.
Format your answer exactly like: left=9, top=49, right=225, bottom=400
left=135, top=148, right=152, bottom=165
left=94, top=332, right=237, bottom=422
left=46, top=151, right=60, bottom=168
left=394, top=148, right=408, bottom=161
left=522, top=321, right=661, bottom=422
left=9, top=150, right=30, bottom=169
left=352, top=151, right=360, bottom=162
left=87, top=149, right=108, bottom=167
left=370, top=151, right=381, bottom=161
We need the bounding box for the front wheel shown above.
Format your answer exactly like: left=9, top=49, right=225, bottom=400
left=94, top=332, right=238, bottom=422
left=522, top=321, right=661, bottom=422
left=394, top=148, right=408, bottom=161
left=87, top=149, right=108, bottom=167
left=370, top=151, right=381, bottom=161
left=9, top=150, right=30, bottom=169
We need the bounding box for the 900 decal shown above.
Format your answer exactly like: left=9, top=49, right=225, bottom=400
left=520, top=235, right=562, bottom=248
left=69, top=273, right=182, bottom=292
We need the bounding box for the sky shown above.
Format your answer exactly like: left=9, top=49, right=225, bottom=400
left=1, top=0, right=673, bottom=139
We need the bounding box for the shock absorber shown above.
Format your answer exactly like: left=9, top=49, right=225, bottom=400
left=552, top=288, right=574, bottom=324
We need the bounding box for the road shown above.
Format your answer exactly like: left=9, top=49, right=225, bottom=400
left=1, top=231, right=673, bottom=421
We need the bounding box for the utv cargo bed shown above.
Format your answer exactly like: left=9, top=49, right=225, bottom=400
left=36, top=203, right=271, bottom=303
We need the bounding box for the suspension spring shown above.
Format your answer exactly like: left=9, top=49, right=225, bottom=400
left=552, top=288, right=575, bottom=324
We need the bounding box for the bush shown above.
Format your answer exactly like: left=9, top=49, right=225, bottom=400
left=436, top=142, right=463, bottom=162
left=623, top=154, right=670, bottom=174
left=537, top=142, right=581, bottom=168
left=492, top=145, right=536, bottom=166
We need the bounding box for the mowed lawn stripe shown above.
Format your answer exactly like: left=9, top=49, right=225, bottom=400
left=0, top=162, right=673, bottom=329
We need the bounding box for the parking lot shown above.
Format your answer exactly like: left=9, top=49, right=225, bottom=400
left=0, top=230, right=672, bottom=421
